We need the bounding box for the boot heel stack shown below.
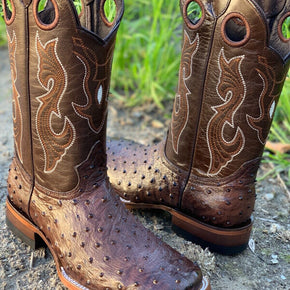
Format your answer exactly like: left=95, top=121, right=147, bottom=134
left=171, top=212, right=252, bottom=255
left=123, top=199, right=252, bottom=255
left=6, top=199, right=45, bottom=250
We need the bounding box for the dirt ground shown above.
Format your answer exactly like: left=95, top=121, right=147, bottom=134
left=0, top=46, right=289, bottom=289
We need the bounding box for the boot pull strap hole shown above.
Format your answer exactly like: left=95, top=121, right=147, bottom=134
left=221, top=13, right=250, bottom=47
left=73, top=0, right=83, bottom=16
left=101, top=0, right=117, bottom=26
left=3, top=0, right=15, bottom=25
left=183, top=0, right=204, bottom=29
left=33, top=0, right=59, bottom=30
left=278, top=13, right=290, bottom=42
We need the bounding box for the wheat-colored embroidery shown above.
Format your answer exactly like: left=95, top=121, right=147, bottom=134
left=35, top=32, right=76, bottom=173
left=171, top=30, right=199, bottom=154
left=206, top=48, right=246, bottom=176
left=8, top=31, right=23, bottom=163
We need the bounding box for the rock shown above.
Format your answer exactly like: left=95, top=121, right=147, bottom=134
left=151, top=120, right=164, bottom=128
left=132, top=111, right=143, bottom=119
left=271, top=254, right=279, bottom=264
left=277, top=230, right=290, bottom=242
left=264, top=193, right=275, bottom=201
left=154, top=224, right=164, bottom=231
left=269, top=223, right=283, bottom=234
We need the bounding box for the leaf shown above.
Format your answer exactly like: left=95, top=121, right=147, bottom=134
left=265, top=141, right=290, bottom=154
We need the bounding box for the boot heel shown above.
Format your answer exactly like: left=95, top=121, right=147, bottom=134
left=171, top=210, right=252, bottom=255
left=6, top=199, right=45, bottom=250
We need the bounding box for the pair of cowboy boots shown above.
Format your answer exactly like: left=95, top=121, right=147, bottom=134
left=3, top=0, right=210, bottom=289
left=2, top=0, right=289, bottom=289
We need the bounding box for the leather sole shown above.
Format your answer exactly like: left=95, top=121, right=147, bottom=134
left=121, top=199, right=253, bottom=255
left=6, top=199, right=90, bottom=290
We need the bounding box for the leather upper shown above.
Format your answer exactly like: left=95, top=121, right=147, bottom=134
left=4, top=0, right=204, bottom=288
left=8, top=156, right=203, bottom=289
left=107, top=0, right=289, bottom=228
left=166, top=0, right=289, bottom=178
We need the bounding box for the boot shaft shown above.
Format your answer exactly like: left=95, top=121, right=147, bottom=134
left=3, top=0, right=123, bottom=194
left=79, top=0, right=121, bottom=37
left=165, top=0, right=289, bottom=178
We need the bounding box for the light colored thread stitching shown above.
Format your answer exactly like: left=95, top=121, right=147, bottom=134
left=246, top=72, right=267, bottom=145
left=72, top=56, right=106, bottom=134
left=246, top=65, right=279, bottom=145
left=8, top=30, right=23, bottom=163
left=206, top=48, right=246, bottom=176
left=171, top=30, right=199, bottom=154
left=35, top=32, right=76, bottom=174
left=73, top=140, right=100, bottom=178
left=61, top=267, right=89, bottom=290
left=35, top=140, right=101, bottom=196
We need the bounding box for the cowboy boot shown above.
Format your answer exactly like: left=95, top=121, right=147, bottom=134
left=3, top=0, right=210, bottom=288
left=107, top=0, right=290, bottom=255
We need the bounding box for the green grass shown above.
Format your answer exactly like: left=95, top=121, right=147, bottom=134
left=111, top=0, right=182, bottom=107
left=104, top=0, right=117, bottom=23
left=263, top=75, right=290, bottom=185
left=0, top=0, right=289, bottom=183
left=0, top=17, right=6, bottom=46
left=0, top=5, right=6, bottom=46
left=282, top=15, right=290, bottom=39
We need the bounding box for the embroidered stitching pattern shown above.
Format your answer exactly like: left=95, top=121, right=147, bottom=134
left=35, top=140, right=101, bottom=196
left=206, top=48, right=246, bottom=176
left=72, top=38, right=113, bottom=134
left=171, top=30, right=199, bottom=154
left=35, top=32, right=76, bottom=173
left=8, top=30, right=23, bottom=163
left=246, top=56, right=281, bottom=144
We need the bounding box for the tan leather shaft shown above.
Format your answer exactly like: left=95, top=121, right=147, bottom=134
left=5, top=0, right=34, bottom=176
left=166, top=0, right=289, bottom=178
